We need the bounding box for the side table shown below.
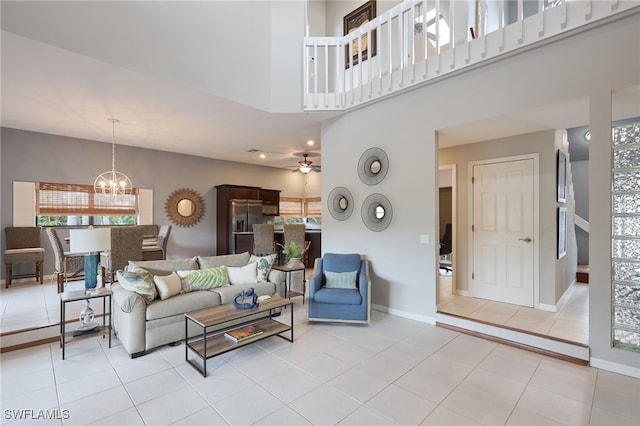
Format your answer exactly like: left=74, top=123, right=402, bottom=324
left=271, top=264, right=306, bottom=303
left=60, top=287, right=112, bottom=359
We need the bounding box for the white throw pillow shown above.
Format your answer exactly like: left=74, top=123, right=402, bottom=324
left=226, top=262, right=258, bottom=285
left=153, top=272, right=182, bottom=300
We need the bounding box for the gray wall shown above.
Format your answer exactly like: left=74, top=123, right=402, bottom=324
left=571, top=160, right=589, bottom=264
left=1, top=127, right=318, bottom=278
left=320, top=12, right=639, bottom=370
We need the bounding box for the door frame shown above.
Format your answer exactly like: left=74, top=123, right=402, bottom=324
left=467, top=154, right=540, bottom=308
left=438, top=164, right=457, bottom=307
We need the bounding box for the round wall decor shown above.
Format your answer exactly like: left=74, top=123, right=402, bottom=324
left=165, top=188, right=205, bottom=227
left=358, top=147, right=389, bottom=185
left=361, top=193, right=393, bottom=232
left=327, top=186, right=354, bottom=221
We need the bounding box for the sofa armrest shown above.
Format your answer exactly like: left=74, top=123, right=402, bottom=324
left=267, top=268, right=286, bottom=298
left=112, top=283, right=146, bottom=313
left=111, top=283, right=147, bottom=356
left=358, top=259, right=370, bottom=300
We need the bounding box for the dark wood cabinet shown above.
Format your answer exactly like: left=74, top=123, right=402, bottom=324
left=215, top=184, right=280, bottom=255
left=259, top=189, right=280, bottom=216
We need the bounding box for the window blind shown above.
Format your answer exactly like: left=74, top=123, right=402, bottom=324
left=279, top=197, right=303, bottom=216
left=304, top=197, right=322, bottom=216
left=36, top=182, right=139, bottom=215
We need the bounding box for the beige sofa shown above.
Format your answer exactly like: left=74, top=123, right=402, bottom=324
left=111, top=252, right=284, bottom=357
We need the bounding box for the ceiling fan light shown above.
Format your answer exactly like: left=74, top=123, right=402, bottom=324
left=299, top=165, right=312, bottom=174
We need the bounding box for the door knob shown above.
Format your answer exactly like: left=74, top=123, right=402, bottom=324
left=519, top=237, right=532, bottom=242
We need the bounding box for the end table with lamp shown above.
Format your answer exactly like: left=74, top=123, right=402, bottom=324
left=61, top=228, right=111, bottom=356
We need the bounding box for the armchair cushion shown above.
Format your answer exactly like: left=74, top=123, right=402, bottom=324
left=324, top=270, right=358, bottom=289
left=314, top=288, right=362, bottom=305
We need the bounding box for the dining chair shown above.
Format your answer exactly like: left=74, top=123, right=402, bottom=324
left=100, top=226, right=144, bottom=284
left=4, top=227, right=45, bottom=288
left=46, top=227, right=85, bottom=293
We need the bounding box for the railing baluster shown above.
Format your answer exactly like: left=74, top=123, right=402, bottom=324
left=313, top=42, right=318, bottom=108
left=324, top=43, right=329, bottom=108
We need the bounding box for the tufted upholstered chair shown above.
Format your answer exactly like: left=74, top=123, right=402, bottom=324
left=4, top=227, right=45, bottom=288
left=100, top=226, right=144, bottom=284
left=46, top=228, right=85, bottom=293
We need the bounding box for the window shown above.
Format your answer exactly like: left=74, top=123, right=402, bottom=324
left=279, top=197, right=303, bottom=216
left=36, top=182, right=138, bottom=227
left=611, top=120, right=640, bottom=352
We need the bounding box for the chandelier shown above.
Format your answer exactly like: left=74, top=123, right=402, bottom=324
left=94, top=118, right=133, bottom=197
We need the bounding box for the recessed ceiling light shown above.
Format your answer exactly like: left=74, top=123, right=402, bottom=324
left=259, top=153, right=266, bottom=159
left=307, top=140, right=315, bottom=146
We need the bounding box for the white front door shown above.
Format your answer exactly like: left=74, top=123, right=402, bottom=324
left=472, top=158, right=535, bottom=307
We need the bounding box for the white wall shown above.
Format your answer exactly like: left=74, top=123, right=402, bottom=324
left=321, top=12, right=640, bottom=371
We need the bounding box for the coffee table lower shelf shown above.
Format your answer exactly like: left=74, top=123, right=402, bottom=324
left=185, top=298, right=294, bottom=377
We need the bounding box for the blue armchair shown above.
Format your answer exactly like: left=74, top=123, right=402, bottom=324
left=307, top=253, right=371, bottom=323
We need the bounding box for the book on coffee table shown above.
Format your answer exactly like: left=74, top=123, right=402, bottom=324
left=224, top=325, right=264, bottom=343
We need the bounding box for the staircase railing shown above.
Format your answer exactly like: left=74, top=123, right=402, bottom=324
left=575, top=214, right=589, bottom=233
left=303, top=0, right=638, bottom=111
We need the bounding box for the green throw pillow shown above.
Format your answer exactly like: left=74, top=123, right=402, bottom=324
left=178, top=266, right=229, bottom=292
left=324, top=270, right=358, bottom=289
left=118, top=266, right=158, bottom=304
left=249, top=254, right=277, bottom=283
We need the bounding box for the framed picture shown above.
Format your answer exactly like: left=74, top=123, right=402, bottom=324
left=557, top=150, right=567, bottom=203
left=344, top=1, right=377, bottom=68
left=558, top=207, right=567, bottom=259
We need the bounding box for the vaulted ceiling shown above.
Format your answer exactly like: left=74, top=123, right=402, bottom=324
left=1, top=1, right=332, bottom=170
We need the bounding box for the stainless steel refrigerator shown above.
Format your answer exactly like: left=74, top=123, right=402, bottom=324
left=229, top=199, right=264, bottom=252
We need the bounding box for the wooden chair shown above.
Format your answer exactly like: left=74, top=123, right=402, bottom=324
left=46, top=228, right=85, bottom=293
left=100, top=226, right=144, bottom=284
left=4, top=227, right=45, bottom=288
left=252, top=223, right=274, bottom=256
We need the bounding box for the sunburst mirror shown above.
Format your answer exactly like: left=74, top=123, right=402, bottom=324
left=165, top=188, right=205, bottom=227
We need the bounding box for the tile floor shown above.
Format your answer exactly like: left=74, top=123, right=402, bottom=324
left=1, top=277, right=108, bottom=334
left=438, top=276, right=589, bottom=345
left=2, top=296, right=640, bottom=425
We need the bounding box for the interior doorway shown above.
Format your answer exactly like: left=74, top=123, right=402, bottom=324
left=438, top=165, right=456, bottom=307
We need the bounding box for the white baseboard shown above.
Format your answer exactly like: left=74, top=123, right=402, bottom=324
left=454, top=289, right=470, bottom=297
left=372, top=304, right=436, bottom=324
left=538, top=280, right=577, bottom=313
left=590, top=357, right=640, bottom=378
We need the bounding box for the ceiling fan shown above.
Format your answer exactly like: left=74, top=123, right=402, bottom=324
left=293, top=153, right=321, bottom=174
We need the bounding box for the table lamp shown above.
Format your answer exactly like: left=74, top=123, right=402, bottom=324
left=70, top=228, right=111, bottom=294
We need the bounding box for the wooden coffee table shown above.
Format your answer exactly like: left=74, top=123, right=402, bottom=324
left=184, top=296, right=293, bottom=377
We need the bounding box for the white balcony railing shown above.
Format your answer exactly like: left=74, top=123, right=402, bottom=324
left=303, top=0, right=638, bottom=111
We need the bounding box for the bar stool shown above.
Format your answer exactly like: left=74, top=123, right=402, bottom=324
left=4, top=227, right=45, bottom=288
left=252, top=223, right=275, bottom=256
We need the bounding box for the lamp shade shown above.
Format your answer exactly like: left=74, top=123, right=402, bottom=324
left=70, top=228, right=111, bottom=253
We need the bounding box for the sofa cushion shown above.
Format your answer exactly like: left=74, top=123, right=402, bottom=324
left=324, top=270, right=358, bottom=289
left=212, top=282, right=276, bottom=304
left=128, top=257, right=199, bottom=276
left=227, top=262, right=257, bottom=285
left=117, top=267, right=158, bottom=304
left=178, top=266, right=229, bottom=292
left=197, top=252, right=251, bottom=269
left=146, top=290, right=222, bottom=320
left=154, top=272, right=182, bottom=300
left=249, top=254, right=277, bottom=283
left=313, top=288, right=362, bottom=305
